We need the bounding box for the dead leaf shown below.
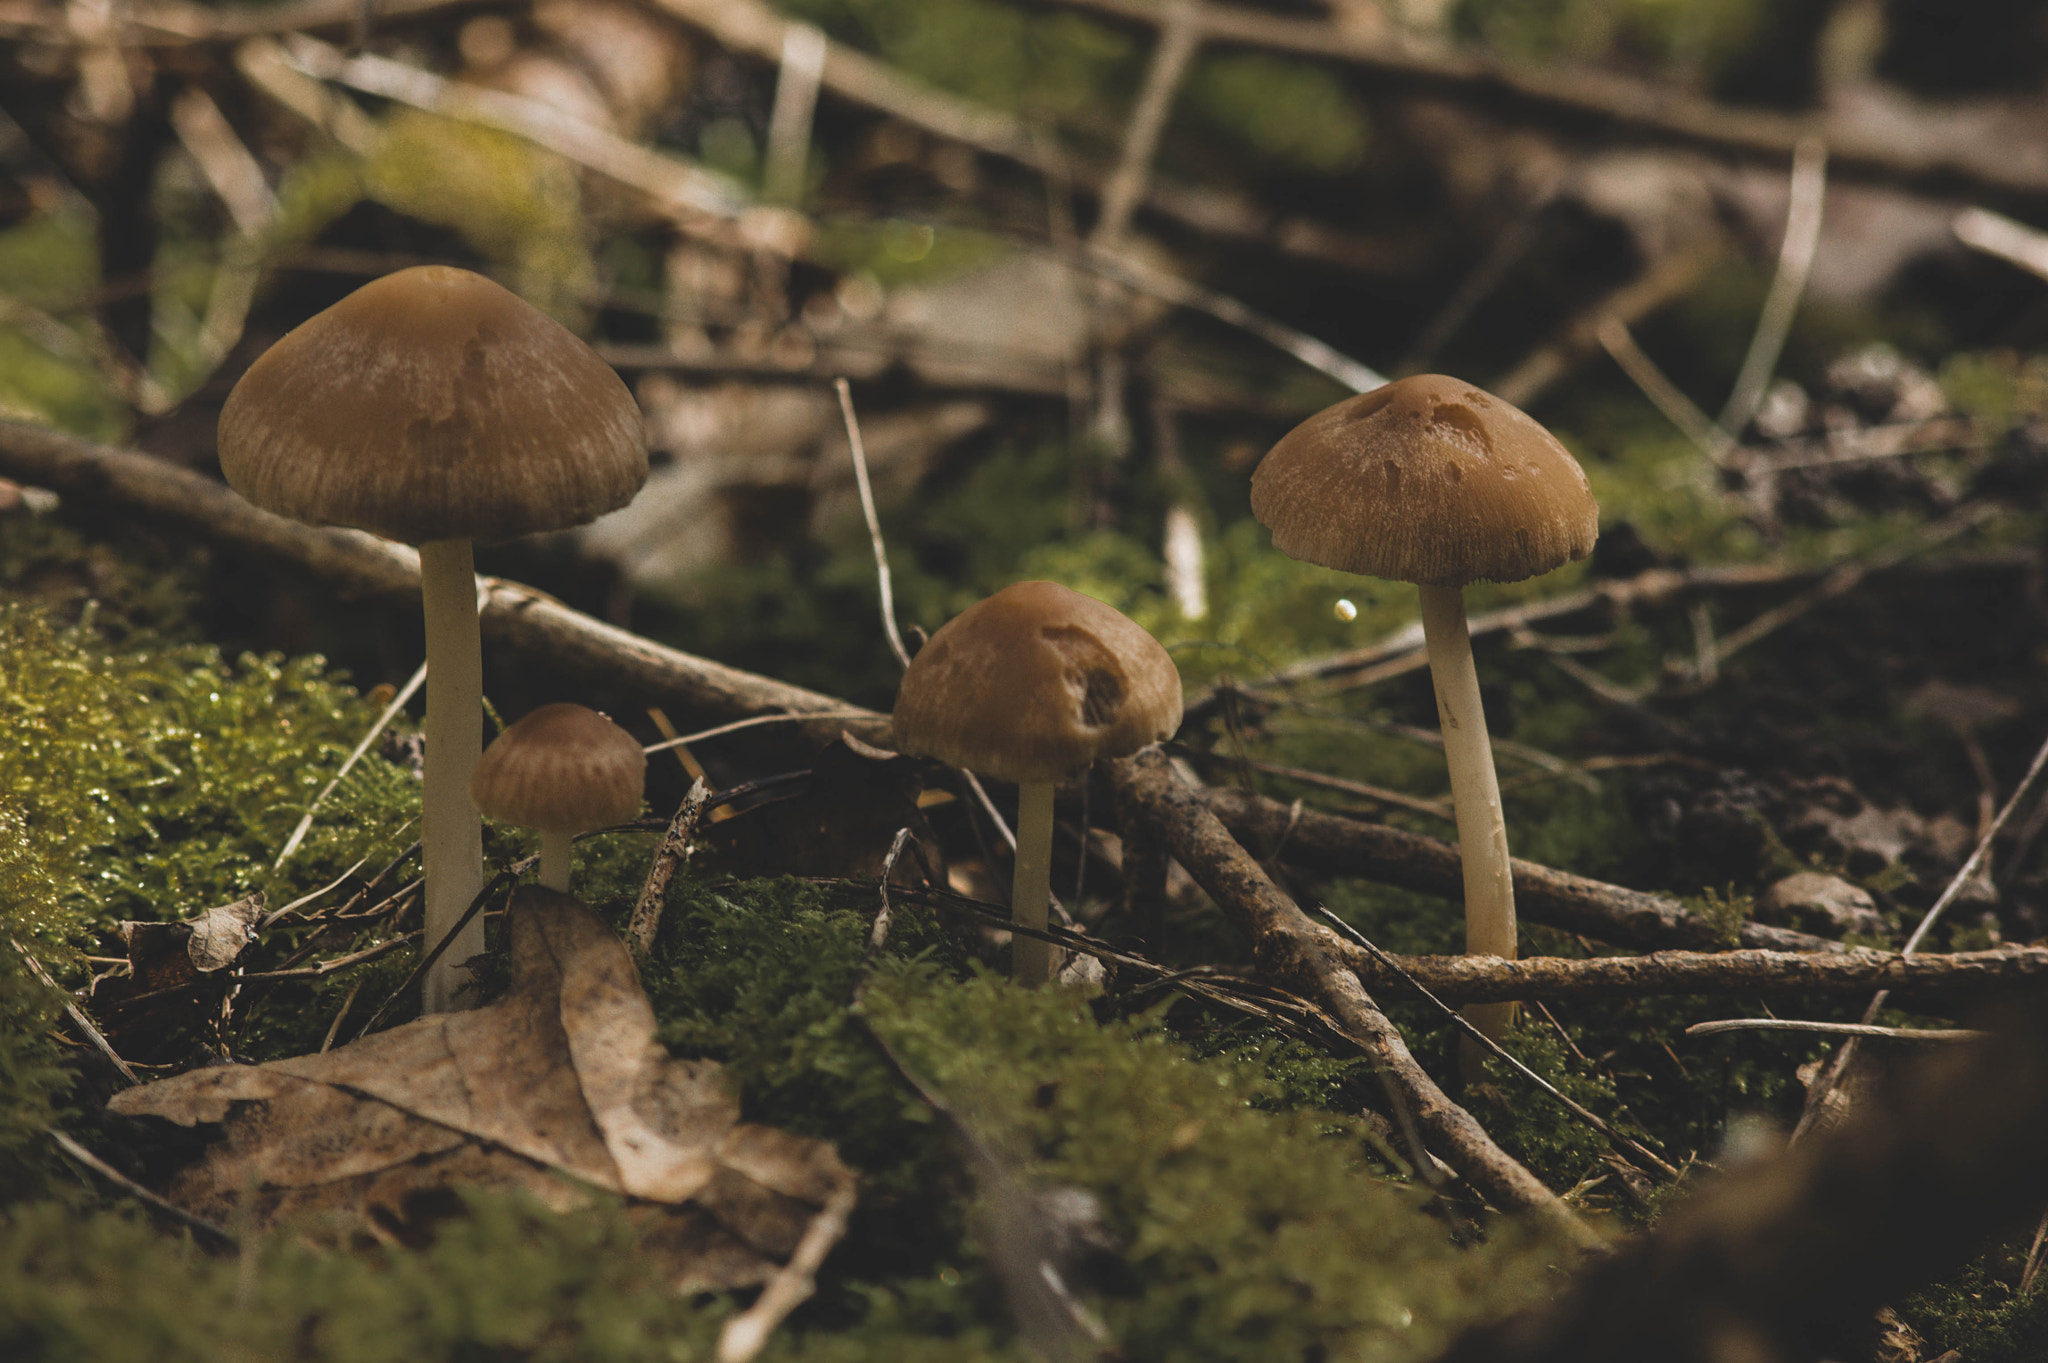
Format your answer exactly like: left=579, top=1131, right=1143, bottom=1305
left=108, top=889, right=855, bottom=1289
left=88, top=892, right=266, bottom=1059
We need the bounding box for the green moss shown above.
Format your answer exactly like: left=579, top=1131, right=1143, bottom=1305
left=0, top=1194, right=730, bottom=1363
left=0, top=584, right=416, bottom=960
left=1472, top=1021, right=1636, bottom=1193
left=1179, top=51, right=1368, bottom=174
left=1677, top=886, right=1751, bottom=949
left=0, top=944, right=71, bottom=1208
left=363, top=111, right=596, bottom=321
left=1900, top=1243, right=2048, bottom=1363
left=782, top=0, right=1137, bottom=123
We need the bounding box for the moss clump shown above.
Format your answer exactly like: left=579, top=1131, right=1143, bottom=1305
left=0, top=1194, right=729, bottom=1363
left=864, top=971, right=1549, bottom=1361
left=0, top=598, right=416, bottom=957
left=0, top=944, right=71, bottom=1208
left=1900, top=1242, right=2048, bottom=1363
left=1472, top=1021, right=1639, bottom=1195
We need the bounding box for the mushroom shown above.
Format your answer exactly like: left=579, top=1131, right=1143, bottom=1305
left=1249, top=375, right=1597, bottom=1057
left=891, top=581, right=1183, bottom=986
left=217, top=265, right=647, bottom=1012
left=471, top=703, right=648, bottom=892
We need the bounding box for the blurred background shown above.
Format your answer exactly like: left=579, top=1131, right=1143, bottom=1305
left=4, top=0, right=2048, bottom=929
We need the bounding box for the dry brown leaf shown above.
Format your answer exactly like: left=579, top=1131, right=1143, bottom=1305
left=108, top=889, right=855, bottom=1289
left=89, top=892, right=267, bottom=1059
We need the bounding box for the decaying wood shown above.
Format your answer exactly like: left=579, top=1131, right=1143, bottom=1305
left=1198, top=784, right=1839, bottom=954
left=1346, top=944, right=2048, bottom=1006
left=1107, top=748, right=1599, bottom=1247
left=0, top=420, right=894, bottom=751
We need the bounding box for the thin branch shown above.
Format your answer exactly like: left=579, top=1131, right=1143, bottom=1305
left=631, top=779, right=712, bottom=954
left=1318, top=907, right=1679, bottom=1180
left=280, top=33, right=748, bottom=222
left=1079, top=243, right=1385, bottom=393
left=1797, top=723, right=2048, bottom=1139
left=12, top=936, right=139, bottom=1085
left=1109, top=749, right=1599, bottom=1245
left=276, top=660, right=425, bottom=867
left=1721, top=136, right=1828, bottom=434
left=1200, top=784, right=1839, bottom=954
left=642, top=710, right=880, bottom=754
left=0, top=421, right=894, bottom=753
left=716, top=1182, right=859, bottom=1362
left=1173, top=744, right=1453, bottom=822
left=1686, top=1019, right=1985, bottom=1041
left=838, top=378, right=911, bottom=670
left=1091, top=0, right=1203, bottom=250
left=1333, top=944, right=2048, bottom=1005
left=762, top=21, right=827, bottom=209
left=1953, top=205, right=2048, bottom=283
left=1597, top=316, right=1735, bottom=467
left=49, top=1129, right=238, bottom=1245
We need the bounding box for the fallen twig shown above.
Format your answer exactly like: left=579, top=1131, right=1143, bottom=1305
left=631, top=778, right=712, bottom=954
left=1319, top=908, right=1679, bottom=1180
left=49, top=1129, right=237, bottom=1246
left=0, top=420, right=893, bottom=752
left=1685, top=1019, right=1986, bottom=1042
left=1338, top=943, right=2048, bottom=1005
left=1109, top=748, right=1600, bottom=1246
left=1198, top=784, right=1837, bottom=953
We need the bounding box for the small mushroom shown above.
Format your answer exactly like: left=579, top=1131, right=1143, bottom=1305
left=471, top=703, right=648, bottom=893
left=1250, top=375, right=1598, bottom=1058
left=892, top=581, right=1182, bottom=986
left=217, top=266, right=647, bottom=1011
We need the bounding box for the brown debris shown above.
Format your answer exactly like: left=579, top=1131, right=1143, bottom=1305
left=107, top=890, right=854, bottom=1288
left=1197, top=783, right=1840, bottom=953
left=1107, top=748, right=1599, bottom=1247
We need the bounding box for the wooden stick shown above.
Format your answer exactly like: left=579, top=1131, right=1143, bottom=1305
left=1108, top=749, right=1599, bottom=1246
left=1198, top=783, right=1839, bottom=954
left=0, top=420, right=893, bottom=752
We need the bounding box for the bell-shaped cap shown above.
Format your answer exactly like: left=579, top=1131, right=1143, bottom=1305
left=218, top=266, right=647, bottom=545
left=891, top=581, right=1183, bottom=784
left=1250, top=374, right=1598, bottom=586
left=471, top=702, right=647, bottom=835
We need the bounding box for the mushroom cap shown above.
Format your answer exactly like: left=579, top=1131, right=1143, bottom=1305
left=217, top=265, right=647, bottom=545
left=891, top=581, right=1183, bottom=784
left=1250, top=374, right=1598, bottom=586
left=470, top=702, right=647, bottom=834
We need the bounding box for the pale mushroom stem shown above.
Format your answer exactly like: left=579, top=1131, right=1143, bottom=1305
left=538, top=832, right=573, bottom=893
left=1011, top=781, right=1057, bottom=987
left=1417, top=583, right=1517, bottom=1068
left=419, top=537, right=487, bottom=1014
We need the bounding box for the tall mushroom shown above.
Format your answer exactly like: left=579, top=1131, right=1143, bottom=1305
left=217, top=266, right=647, bottom=1012
left=471, top=703, right=647, bottom=893
left=1249, top=375, right=1597, bottom=1058
left=892, top=581, right=1182, bottom=986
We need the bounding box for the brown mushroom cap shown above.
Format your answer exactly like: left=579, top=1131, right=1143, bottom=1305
left=891, top=581, right=1183, bottom=785
left=218, top=265, right=647, bottom=545
left=1250, top=374, right=1598, bottom=586
left=470, top=702, right=647, bottom=834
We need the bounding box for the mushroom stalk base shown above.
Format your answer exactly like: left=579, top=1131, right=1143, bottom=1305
left=420, top=538, right=486, bottom=1014
left=1011, top=782, right=1056, bottom=987
left=1418, top=583, right=1517, bottom=1059
left=539, top=832, right=572, bottom=893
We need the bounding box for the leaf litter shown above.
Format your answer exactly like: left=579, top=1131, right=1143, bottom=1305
left=107, top=887, right=855, bottom=1292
